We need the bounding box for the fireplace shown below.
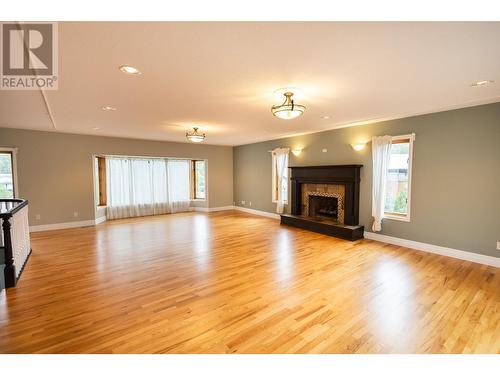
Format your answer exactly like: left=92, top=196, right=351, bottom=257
left=280, top=165, right=364, bottom=241
left=308, top=195, right=339, bottom=220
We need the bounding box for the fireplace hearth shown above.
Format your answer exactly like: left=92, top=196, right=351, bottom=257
left=280, top=165, right=364, bottom=241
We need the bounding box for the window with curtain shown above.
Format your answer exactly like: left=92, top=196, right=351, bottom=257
left=372, top=134, right=414, bottom=232
left=271, top=148, right=289, bottom=214
left=105, top=157, right=191, bottom=220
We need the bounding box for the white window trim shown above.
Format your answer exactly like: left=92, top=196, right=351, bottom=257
left=0, top=147, right=19, bottom=198
left=383, top=133, right=415, bottom=223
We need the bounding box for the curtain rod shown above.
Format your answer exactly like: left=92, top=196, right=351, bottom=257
left=267, top=146, right=289, bottom=153
left=93, top=154, right=206, bottom=161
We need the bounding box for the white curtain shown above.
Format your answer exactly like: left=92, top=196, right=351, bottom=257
left=106, top=157, right=191, bottom=220
left=272, top=147, right=289, bottom=214
left=371, top=136, right=392, bottom=232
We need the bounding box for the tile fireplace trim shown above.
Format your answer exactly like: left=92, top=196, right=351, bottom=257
left=304, top=191, right=345, bottom=224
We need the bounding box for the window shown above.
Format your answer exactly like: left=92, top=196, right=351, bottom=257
left=384, top=134, right=414, bottom=221
left=192, top=160, right=206, bottom=200
left=0, top=149, right=16, bottom=199
left=272, top=149, right=289, bottom=203
left=105, top=157, right=192, bottom=220
left=95, top=156, right=107, bottom=206
left=94, top=156, right=208, bottom=211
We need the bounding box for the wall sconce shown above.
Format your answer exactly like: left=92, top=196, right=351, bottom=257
left=292, top=148, right=303, bottom=156
left=351, top=142, right=366, bottom=151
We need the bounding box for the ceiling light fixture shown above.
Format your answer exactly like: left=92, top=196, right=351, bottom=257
left=101, top=106, right=117, bottom=111
left=271, top=92, right=306, bottom=120
left=119, top=65, right=141, bottom=75
left=471, top=80, right=494, bottom=87
left=186, top=127, right=205, bottom=143
left=92, top=127, right=100, bottom=130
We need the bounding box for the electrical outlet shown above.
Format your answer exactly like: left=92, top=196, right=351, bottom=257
left=497, top=242, right=500, bottom=251
left=241, top=200, right=246, bottom=205
left=73, top=211, right=79, bottom=217
left=35, top=214, right=41, bottom=220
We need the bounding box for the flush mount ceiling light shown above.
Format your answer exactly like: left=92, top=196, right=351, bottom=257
left=271, top=92, right=306, bottom=120
left=119, top=65, right=141, bottom=75
left=101, top=106, right=117, bottom=111
left=186, top=127, right=205, bottom=143
left=471, top=80, right=494, bottom=87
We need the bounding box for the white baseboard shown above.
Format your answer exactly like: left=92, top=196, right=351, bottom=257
left=30, top=219, right=96, bottom=233
left=208, top=206, right=235, bottom=212
left=364, top=231, right=500, bottom=268
left=234, top=206, right=280, bottom=220
left=192, top=206, right=235, bottom=213
left=95, top=216, right=107, bottom=225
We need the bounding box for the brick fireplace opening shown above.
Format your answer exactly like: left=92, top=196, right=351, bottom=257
left=280, top=165, right=364, bottom=241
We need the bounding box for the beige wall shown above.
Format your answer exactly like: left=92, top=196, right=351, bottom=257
left=233, top=102, right=500, bottom=258
left=0, top=128, right=233, bottom=225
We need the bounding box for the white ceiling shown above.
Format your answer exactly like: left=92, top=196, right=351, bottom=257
left=1, top=22, right=499, bottom=146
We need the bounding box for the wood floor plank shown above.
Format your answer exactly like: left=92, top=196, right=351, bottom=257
left=0, top=210, right=499, bottom=353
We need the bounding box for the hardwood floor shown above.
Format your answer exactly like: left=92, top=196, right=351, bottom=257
left=1, top=211, right=499, bottom=353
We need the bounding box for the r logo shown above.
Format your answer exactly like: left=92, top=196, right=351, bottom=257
left=1, top=22, right=58, bottom=90
left=2, top=23, right=53, bottom=75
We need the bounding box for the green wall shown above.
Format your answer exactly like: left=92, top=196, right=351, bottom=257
left=0, top=128, right=234, bottom=226
left=233, top=102, right=500, bottom=258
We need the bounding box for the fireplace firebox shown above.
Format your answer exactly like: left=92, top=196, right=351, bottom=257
left=280, top=165, right=364, bottom=241
left=308, top=195, right=338, bottom=220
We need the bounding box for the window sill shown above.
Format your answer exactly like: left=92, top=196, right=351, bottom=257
left=384, top=213, right=410, bottom=222
left=272, top=201, right=288, bottom=204
left=191, top=198, right=207, bottom=202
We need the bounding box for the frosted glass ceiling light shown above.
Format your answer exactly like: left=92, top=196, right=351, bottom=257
left=186, top=127, right=206, bottom=143
left=271, top=92, right=305, bottom=120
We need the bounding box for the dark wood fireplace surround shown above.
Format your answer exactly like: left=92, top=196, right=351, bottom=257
left=280, top=165, right=364, bottom=241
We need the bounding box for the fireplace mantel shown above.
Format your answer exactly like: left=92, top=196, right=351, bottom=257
left=281, top=164, right=364, bottom=241
left=289, top=165, right=362, bottom=225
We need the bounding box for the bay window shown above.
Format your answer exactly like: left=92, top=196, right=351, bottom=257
left=94, top=155, right=208, bottom=220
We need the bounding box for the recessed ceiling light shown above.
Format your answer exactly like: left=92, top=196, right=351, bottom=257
left=92, top=127, right=100, bottom=130
left=101, top=106, right=117, bottom=111
left=471, top=80, right=494, bottom=87
left=322, top=115, right=331, bottom=119
left=119, top=65, right=141, bottom=75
